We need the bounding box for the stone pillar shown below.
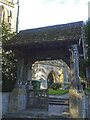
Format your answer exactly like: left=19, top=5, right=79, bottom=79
left=8, top=89, right=27, bottom=113
left=69, top=89, right=83, bottom=118
left=8, top=60, right=33, bottom=113
left=69, top=45, right=84, bottom=118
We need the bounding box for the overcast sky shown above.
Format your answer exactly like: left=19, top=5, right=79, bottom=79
left=18, top=0, right=89, bottom=31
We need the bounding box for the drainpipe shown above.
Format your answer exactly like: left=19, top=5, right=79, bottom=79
left=16, top=0, right=19, bottom=33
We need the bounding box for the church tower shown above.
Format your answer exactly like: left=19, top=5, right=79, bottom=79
left=0, top=0, right=19, bottom=32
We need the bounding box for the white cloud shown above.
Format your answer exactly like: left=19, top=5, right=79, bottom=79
left=19, top=0, right=89, bottom=30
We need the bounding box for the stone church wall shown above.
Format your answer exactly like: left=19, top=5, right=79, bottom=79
left=32, top=60, right=70, bottom=89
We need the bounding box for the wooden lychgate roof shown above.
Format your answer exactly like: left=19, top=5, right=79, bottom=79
left=3, top=21, right=84, bottom=66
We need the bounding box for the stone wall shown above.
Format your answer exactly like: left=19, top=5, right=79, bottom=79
left=85, top=93, right=90, bottom=118
left=2, top=92, right=10, bottom=115
left=32, top=60, right=70, bottom=89
left=2, top=89, right=27, bottom=115
left=69, top=89, right=90, bottom=119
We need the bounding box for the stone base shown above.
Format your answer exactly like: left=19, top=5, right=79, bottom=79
left=69, top=89, right=84, bottom=118
left=8, top=89, right=27, bottom=113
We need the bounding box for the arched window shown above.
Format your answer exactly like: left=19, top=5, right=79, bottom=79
left=47, top=71, right=56, bottom=88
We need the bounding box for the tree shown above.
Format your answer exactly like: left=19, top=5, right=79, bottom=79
left=84, top=20, right=90, bottom=65
left=2, top=22, right=17, bottom=92
left=79, top=20, right=90, bottom=88
left=79, top=21, right=90, bottom=79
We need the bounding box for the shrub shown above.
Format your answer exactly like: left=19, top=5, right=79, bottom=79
left=2, top=22, right=17, bottom=92
left=50, top=83, right=62, bottom=90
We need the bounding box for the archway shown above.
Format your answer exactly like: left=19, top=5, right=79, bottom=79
left=47, top=71, right=56, bottom=88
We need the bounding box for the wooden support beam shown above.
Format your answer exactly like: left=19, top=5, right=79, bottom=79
left=22, top=61, right=32, bottom=86
left=16, top=58, right=24, bottom=88
left=70, top=45, right=80, bottom=90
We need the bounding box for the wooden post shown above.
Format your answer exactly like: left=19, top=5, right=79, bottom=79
left=22, top=62, right=28, bottom=86
left=16, top=58, right=24, bottom=88
left=22, top=61, right=32, bottom=88
left=70, top=45, right=80, bottom=90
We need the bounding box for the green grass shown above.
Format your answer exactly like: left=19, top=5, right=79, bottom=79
left=87, top=87, right=90, bottom=90
left=48, top=89, right=69, bottom=95
left=84, top=87, right=90, bottom=94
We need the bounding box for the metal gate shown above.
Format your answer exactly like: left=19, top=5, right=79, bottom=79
left=26, top=89, right=49, bottom=111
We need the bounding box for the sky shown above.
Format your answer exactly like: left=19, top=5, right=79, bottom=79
left=18, top=0, right=89, bottom=31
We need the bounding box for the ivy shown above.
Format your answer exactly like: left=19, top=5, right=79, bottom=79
left=2, top=21, right=17, bottom=92
left=79, top=21, right=90, bottom=80
left=84, top=21, right=90, bottom=65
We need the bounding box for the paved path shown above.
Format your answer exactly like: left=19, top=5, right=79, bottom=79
left=3, top=93, right=70, bottom=119
left=49, top=93, right=70, bottom=117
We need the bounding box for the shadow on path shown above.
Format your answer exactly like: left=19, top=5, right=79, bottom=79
left=2, top=93, right=70, bottom=119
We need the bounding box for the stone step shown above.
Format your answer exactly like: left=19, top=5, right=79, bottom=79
left=49, top=97, right=69, bottom=106
left=49, top=102, right=69, bottom=105
left=49, top=97, right=69, bottom=100
left=49, top=99, right=69, bottom=102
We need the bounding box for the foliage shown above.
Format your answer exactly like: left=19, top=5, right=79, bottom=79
left=48, top=89, right=69, bottom=95
left=50, top=83, right=62, bottom=90
left=2, top=22, right=16, bottom=44
left=84, top=21, right=90, bottom=65
left=79, top=21, right=90, bottom=79
left=87, top=79, right=90, bottom=87
left=84, top=87, right=90, bottom=94
left=2, top=22, right=17, bottom=92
